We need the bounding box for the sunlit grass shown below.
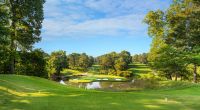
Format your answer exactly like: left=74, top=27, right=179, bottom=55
left=128, top=63, right=152, bottom=75
left=1, top=74, right=200, bottom=110
left=70, top=74, right=127, bottom=83
left=61, top=69, right=82, bottom=75
left=69, top=79, right=92, bottom=83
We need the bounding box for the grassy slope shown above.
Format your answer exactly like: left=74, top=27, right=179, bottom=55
left=1, top=75, right=200, bottom=110
left=128, top=63, right=152, bottom=75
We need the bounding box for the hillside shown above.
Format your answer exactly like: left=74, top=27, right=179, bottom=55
left=128, top=63, right=152, bottom=75
left=1, top=75, right=200, bottom=110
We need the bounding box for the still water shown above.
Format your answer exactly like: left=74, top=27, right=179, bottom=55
left=63, top=80, right=158, bottom=91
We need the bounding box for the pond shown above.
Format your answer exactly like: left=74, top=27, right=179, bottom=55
left=61, top=80, right=158, bottom=91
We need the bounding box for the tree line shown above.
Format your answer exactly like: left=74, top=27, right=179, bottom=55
left=132, top=53, right=148, bottom=64
left=47, top=50, right=133, bottom=79
left=96, top=50, right=132, bottom=77
left=1, top=0, right=199, bottom=83
left=47, top=51, right=94, bottom=78
left=0, top=1, right=133, bottom=79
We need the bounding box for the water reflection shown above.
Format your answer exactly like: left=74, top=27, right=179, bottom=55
left=60, top=80, right=66, bottom=85
left=86, top=82, right=101, bottom=89
left=64, top=80, right=158, bottom=91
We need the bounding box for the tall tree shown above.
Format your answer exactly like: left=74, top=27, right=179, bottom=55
left=144, top=0, right=200, bottom=82
left=47, top=50, right=67, bottom=78
left=98, top=51, right=132, bottom=71
left=119, top=50, right=132, bottom=65
left=114, top=57, right=126, bottom=71
left=68, top=53, right=80, bottom=69
left=0, top=1, right=10, bottom=73
left=7, top=0, right=45, bottom=73
left=88, top=56, right=94, bottom=67
left=144, top=10, right=166, bottom=63
left=165, top=0, right=200, bottom=82
left=153, top=46, right=188, bottom=80
left=98, top=52, right=117, bottom=70
left=78, top=53, right=90, bottom=71
left=132, top=53, right=148, bottom=64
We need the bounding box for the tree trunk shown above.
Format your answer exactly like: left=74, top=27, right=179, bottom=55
left=175, top=73, right=177, bottom=81
left=180, top=75, right=183, bottom=81
left=10, top=38, right=15, bottom=74
left=193, top=64, right=197, bottom=83
left=169, top=74, right=172, bottom=80
left=9, top=24, right=17, bottom=74
left=167, top=73, right=172, bottom=80
left=10, top=57, right=15, bottom=74
left=9, top=0, right=17, bottom=74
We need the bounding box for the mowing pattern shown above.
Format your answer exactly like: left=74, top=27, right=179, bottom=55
left=0, top=75, right=200, bottom=110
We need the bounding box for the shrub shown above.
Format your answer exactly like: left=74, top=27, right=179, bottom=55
left=99, top=70, right=108, bottom=74
left=108, top=69, right=116, bottom=75
left=117, top=71, right=132, bottom=77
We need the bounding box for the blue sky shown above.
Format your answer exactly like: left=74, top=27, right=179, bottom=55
left=35, top=0, right=172, bottom=56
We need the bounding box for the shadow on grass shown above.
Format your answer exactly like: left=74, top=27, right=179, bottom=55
left=128, top=63, right=152, bottom=75
left=128, top=63, right=150, bottom=69
left=129, top=69, right=151, bottom=74
left=1, top=75, right=200, bottom=110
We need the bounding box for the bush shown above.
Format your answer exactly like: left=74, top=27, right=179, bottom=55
left=108, top=69, right=116, bottom=75
left=16, top=49, right=48, bottom=78
left=117, top=71, right=132, bottom=77
left=99, top=70, right=108, bottom=74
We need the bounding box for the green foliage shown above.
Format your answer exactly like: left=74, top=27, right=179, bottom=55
left=132, top=53, right=148, bottom=64
left=116, top=70, right=132, bottom=77
left=15, top=49, right=48, bottom=78
left=9, top=0, right=45, bottom=49
left=87, top=65, right=101, bottom=74
left=114, top=57, right=127, bottom=71
left=153, top=46, right=189, bottom=80
left=97, top=52, right=117, bottom=70
left=97, top=50, right=132, bottom=75
left=68, top=53, right=80, bottom=69
left=0, top=0, right=45, bottom=74
left=47, top=50, right=67, bottom=78
left=0, top=2, right=10, bottom=73
left=144, top=0, right=200, bottom=82
left=144, top=10, right=166, bottom=62
left=67, top=53, right=94, bottom=71
left=78, top=53, right=90, bottom=71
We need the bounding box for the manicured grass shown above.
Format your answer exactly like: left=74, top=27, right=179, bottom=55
left=61, top=69, right=82, bottom=75
left=128, top=63, right=152, bottom=75
left=61, top=68, right=128, bottom=83
left=69, top=75, right=127, bottom=83
left=1, top=74, right=200, bottom=110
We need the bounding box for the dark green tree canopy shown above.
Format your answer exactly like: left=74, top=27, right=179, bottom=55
left=9, top=0, right=45, bottom=50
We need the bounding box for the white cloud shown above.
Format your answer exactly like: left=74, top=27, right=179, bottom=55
left=42, top=0, right=171, bottom=39
left=42, top=14, right=146, bottom=38
left=84, top=0, right=171, bottom=16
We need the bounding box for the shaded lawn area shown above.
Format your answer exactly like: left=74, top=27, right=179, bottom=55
left=128, top=63, right=152, bottom=75
left=0, top=75, right=200, bottom=110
